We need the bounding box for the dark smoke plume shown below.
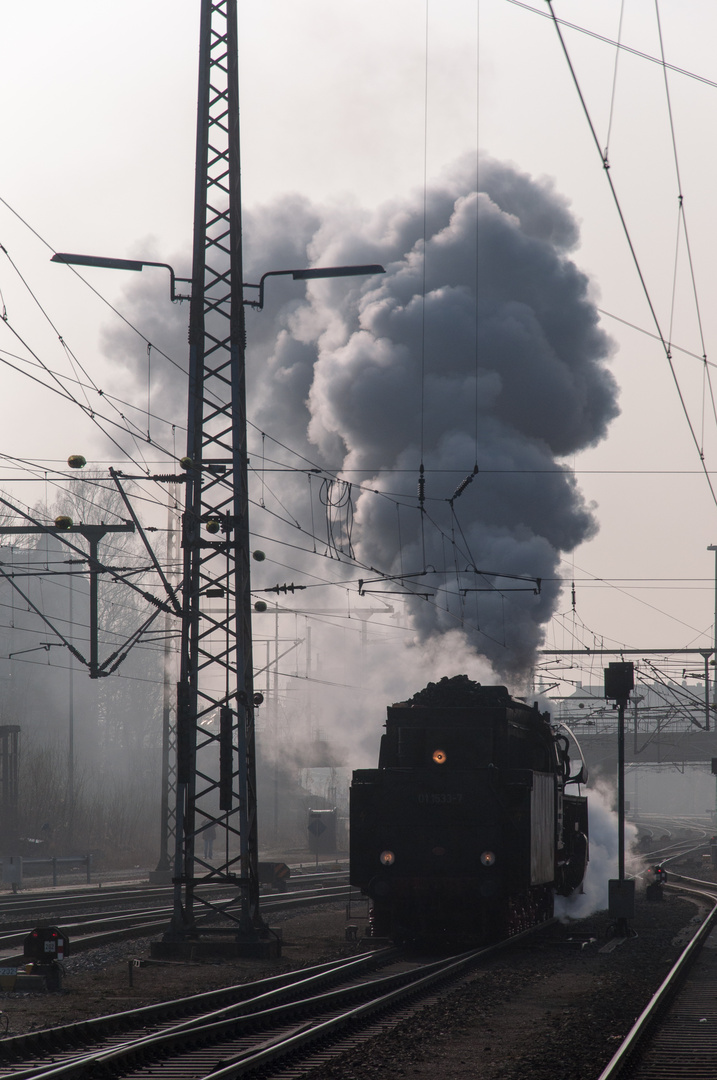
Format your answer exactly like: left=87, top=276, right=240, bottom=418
left=102, top=155, right=619, bottom=680
left=248, top=156, right=618, bottom=678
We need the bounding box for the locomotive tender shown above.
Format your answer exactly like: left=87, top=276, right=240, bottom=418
left=350, top=676, right=589, bottom=942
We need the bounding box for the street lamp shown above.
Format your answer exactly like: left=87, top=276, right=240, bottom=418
left=51, top=252, right=192, bottom=302
left=244, top=264, right=385, bottom=310
left=52, top=252, right=385, bottom=308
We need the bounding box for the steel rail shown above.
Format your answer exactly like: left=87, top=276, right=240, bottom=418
left=0, top=947, right=400, bottom=1078
left=1, top=921, right=547, bottom=1080
left=198, top=940, right=523, bottom=1079
left=597, top=880, right=717, bottom=1080
left=0, top=886, right=354, bottom=965
left=0, top=870, right=348, bottom=919
left=0, top=883, right=351, bottom=936
left=0, top=947, right=396, bottom=1064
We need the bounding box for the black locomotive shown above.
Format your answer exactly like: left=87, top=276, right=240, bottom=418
left=350, top=676, right=588, bottom=942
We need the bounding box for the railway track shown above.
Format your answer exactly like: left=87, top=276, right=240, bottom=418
left=1, top=878, right=711, bottom=1079
left=597, top=873, right=717, bottom=1080
left=5, top=835, right=717, bottom=1078
left=0, top=868, right=347, bottom=921
left=0, top=926, right=543, bottom=1079
left=0, top=881, right=352, bottom=967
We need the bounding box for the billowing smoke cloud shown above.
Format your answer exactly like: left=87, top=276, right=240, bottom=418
left=249, top=155, right=618, bottom=679
left=102, top=154, right=619, bottom=682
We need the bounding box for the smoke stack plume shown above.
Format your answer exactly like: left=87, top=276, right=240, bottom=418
left=103, top=155, right=619, bottom=680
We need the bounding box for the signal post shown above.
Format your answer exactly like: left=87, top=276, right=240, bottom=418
left=604, top=661, right=635, bottom=937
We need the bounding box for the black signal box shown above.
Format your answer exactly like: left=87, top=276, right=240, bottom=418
left=604, top=662, right=634, bottom=702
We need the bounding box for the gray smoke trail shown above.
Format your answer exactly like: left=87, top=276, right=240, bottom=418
left=102, top=156, right=619, bottom=681
left=249, top=156, right=619, bottom=678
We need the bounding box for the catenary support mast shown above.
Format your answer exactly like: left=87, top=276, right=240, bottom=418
left=162, top=0, right=272, bottom=954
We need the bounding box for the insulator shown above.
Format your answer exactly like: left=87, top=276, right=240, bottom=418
left=418, top=464, right=425, bottom=506
left=451, top=464, right=478, bottom=502
left=142, top=591, right=168, bottom=610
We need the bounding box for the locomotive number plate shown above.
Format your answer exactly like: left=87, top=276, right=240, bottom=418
left=417, top=793, right=463, bottom=804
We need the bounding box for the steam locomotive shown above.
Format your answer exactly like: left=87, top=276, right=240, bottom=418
left=350, top=677, right=588, bottom=943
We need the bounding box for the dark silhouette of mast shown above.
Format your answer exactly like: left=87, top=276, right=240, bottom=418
left=162, top=0, right=273, bottom=955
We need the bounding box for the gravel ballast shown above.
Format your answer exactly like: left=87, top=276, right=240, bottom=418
left=0, top=891, right=705, bottom=1080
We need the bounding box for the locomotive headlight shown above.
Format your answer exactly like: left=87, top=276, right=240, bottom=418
left=432, top=749, right=447, bottom=764
left=379, top=850, right=395, bottom=866
left=480, top=850, right=496, bottom=867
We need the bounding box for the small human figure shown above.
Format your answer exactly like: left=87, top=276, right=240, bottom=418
left=203, top=822, right=218, bottom=859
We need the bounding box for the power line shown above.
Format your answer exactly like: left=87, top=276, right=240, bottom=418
left=546, top=1, right=717, bottom=510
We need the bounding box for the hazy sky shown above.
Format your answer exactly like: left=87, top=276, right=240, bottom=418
left=3, top=1, right=717, bottom=718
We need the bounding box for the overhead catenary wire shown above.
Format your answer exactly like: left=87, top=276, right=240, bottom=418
left=5, top=5, right=713, bottom=703
left=0, top=195, right=190, bottom=382
left=505, top=0, right=717, bottom=93
left=545, top=1, right=717, bottom=513
left=654, top=0, right=716, bottom=459
left=0, top=244, right=178, bottom=473
left=603, top=0, right=625, bottom=163
left=522, top=0, right=717, bottom=693
left=0, top=344, right=186, bottom=443
left=0, top=316, right=168, bottom=478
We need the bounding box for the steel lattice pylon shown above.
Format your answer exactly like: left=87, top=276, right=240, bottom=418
left=163, top=0, right=272, bottom=952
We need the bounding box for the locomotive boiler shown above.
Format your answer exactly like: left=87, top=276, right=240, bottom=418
left=350, top=676, right=588, bottom=942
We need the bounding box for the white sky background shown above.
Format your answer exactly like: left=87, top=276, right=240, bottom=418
left=3, top=0, right=717, bottom=717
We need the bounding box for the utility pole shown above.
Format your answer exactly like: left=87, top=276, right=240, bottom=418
left=138, top=1, right=382, bottom=958
left=0, top=522, right=136, bottom=680
left=158, top=0, right=275, bottom=957
left=48, top=2, right=382, bottom=957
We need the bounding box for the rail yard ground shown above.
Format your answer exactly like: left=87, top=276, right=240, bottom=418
left=0, top=882, right=709, bottom=1079
left=312, top=892, right=705, bottom=1080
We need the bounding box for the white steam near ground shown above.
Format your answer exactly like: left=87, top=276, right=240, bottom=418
left=555, top=778, right=642, bottom=921
left=101, top=154, right=619, bottom=763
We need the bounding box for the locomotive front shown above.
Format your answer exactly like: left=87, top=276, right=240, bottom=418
left=349, top=679, right=588, bottom=943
